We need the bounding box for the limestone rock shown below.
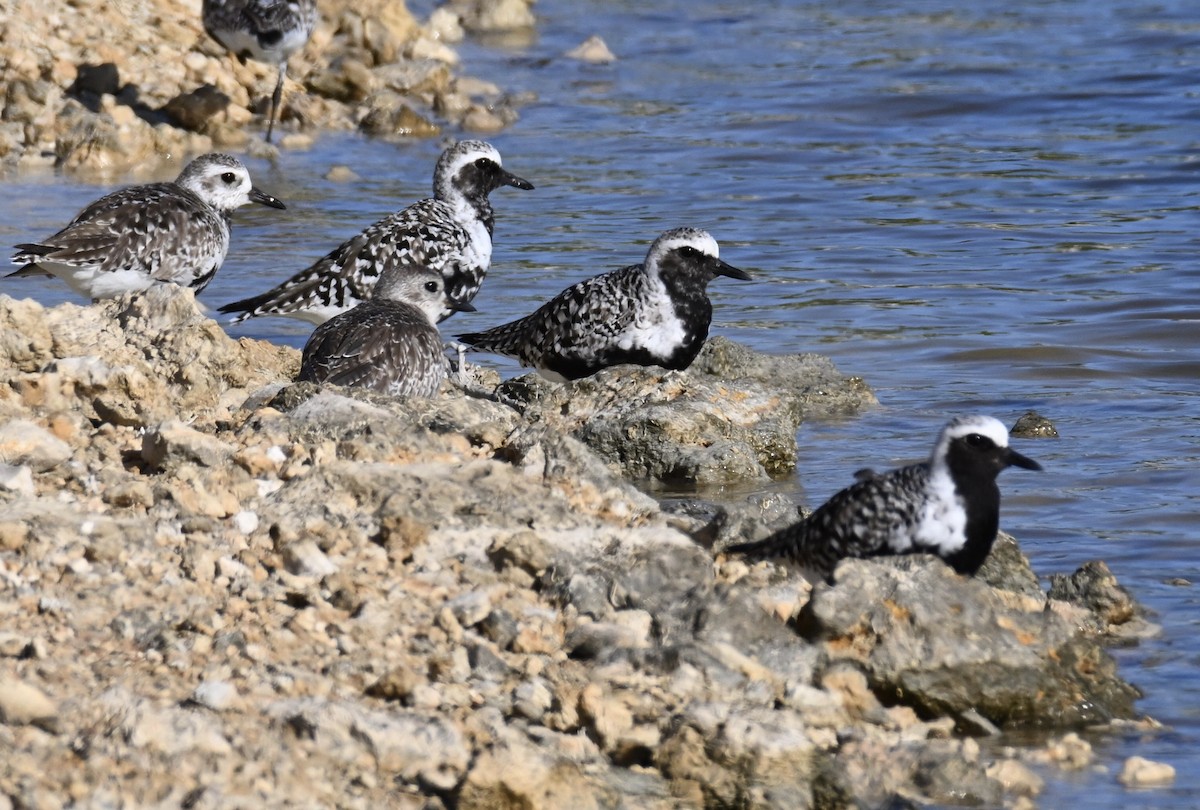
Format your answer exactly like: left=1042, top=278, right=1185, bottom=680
left=496, top=337, right=875, bottom=486
left=0, top=283, right=1149, bottom=808
left=566, top=36, right=616, bottom=64
left=0, top=677, right=59, bottom=731
left=1118, top=755, right=1175, bottom=787
left=798, top=556, right=1141, bottom=727
left=0, top=420, right=72, bottom=472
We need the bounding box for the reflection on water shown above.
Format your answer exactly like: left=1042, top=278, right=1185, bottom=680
left=5, top=0, right=1200, bottom=803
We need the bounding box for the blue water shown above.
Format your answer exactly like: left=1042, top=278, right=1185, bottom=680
left=4, top=0, right=1199, bottom=804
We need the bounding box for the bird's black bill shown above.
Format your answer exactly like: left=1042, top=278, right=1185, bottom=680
left=714, top=258, right=751, bottom=281
left=501, top=170, right=535, bottom=191
left=452, top=301, right=478, bottom=314
left=1007, top=448, right=1042, bottom=471
left=250, top=187, right=287, bottom=209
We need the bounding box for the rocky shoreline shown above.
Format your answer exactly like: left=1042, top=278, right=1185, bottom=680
left=0, top=0, right=1172, bottom=804
left=1, top=0, right=537, bottom=177
left=0, top=286, right=1163, bottom=808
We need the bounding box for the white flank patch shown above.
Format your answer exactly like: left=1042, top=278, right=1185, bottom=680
left=68, top=266, right=156, bottom=299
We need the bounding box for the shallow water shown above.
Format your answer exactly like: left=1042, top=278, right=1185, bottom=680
left=4, top=0, right=1200, bottom=804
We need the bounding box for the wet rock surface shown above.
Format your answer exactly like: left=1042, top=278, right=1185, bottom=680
left=493, top=336, right=877, bottom=487
left=0, top=287, right=1150, bottom=807
left=0, top=0, right=535, bottom=175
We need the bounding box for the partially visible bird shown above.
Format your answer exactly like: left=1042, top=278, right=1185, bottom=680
left=202, top=0, right=318, bottom=143
left=724, top=415, right=1043, bottom=579
left=456, top=227, right=750, bottom=382
left=10, top=153, right=286, bottom=301
left=297, top=263, right=474, bottom=398
left=219, top=140, right=533, bottom=324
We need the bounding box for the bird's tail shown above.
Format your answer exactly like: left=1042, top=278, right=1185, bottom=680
left=218, top=277, right=318, bottom=323
left=723, top=526, right=807, bottom=562
left=456, top=320, right=529, bottom=357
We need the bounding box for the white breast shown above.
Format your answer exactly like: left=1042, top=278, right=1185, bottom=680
left=914, top=466, right=968, bottom=555
left=615, top=277, right=687, bottom=357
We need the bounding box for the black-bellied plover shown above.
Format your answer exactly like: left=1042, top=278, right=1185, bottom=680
left=297, top=263, right=473, bottom=398
left=10, top=153, right=285, bottom=301
left=219, top=140, right=533, bottom=324
left=725, top=415, right=1043, bottom=578
left=202, top=0, right=318, bottom=142
left=456, top=227, right=750, bottom=381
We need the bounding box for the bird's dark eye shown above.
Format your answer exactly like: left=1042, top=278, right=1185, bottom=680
left=220, top=172, right=237, bottom=184
left=965, top=433, right=995, bottom=449
left=424, top=281, right=439, bottom=293
left=474, top=157, right=494, bottom=169
left=678, top=246, right=701, bottom=258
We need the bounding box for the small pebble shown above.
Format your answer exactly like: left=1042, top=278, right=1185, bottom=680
left=191, top=680, right=238, bottom=712
left=0, top=677, right=59, bottom=731
left=1118, top=755, right=1175, bottom=787
left=1011, top=411, right=1058, bottom=439
left=565, top=35, right=616, bottom=64
left=324, top=165, right=361, bottom=183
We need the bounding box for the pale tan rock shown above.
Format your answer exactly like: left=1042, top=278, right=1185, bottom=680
left=1032, top=731, right=1094, bottom=770
left=0, top=419, right=71, bottom=472
left=280, top=539, right=339, bottom=578
left=458, top=733, right=609, bottom=810
left=578, top=683, right=634, bottom=750
left=453, top=0, right=536, bottom=32
left=986, top=758, right=1044, bottom=796
left=565, top=35, right=616, bottom=64
left=0, top=464, right=35, bottom=496
left=141, top=420, right=235, bottom=469
left=0, top=677, right=58, bottom=730
left=1118, top=755, right=1176, bottom=787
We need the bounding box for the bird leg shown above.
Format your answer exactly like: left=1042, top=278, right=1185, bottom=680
left=445, top=340, right=471, bottom=387
left=266, top=62, right=287, bottom=143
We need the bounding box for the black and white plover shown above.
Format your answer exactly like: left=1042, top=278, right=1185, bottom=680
left=219, top=140, right=533, bottom=324
left=456, top=227, right=750, bottom=381
left=297, top=263, right=473, bottom=398
left=10, top=153, right=285, bottom=301
left=202, top=0, right=318, bottom=143
left=725, top=415, right=1043, bottom=579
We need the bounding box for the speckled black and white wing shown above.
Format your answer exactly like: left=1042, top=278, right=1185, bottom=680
left=221, top=140, right=532, bottom=324
left=459, top=227, right=749, bottom=381
left=457, top=263, right=649, bottom=381
left=10, top=153, right=284, bottom=300
left=727, top=415, right=1043, bottom=579
left=728, top=463, right=933, bottom=578
left=298, top=300, right=446, bottom=398
left=220, top=199, right=470, bottom=325
left=12, top=183, right=228, bottom=296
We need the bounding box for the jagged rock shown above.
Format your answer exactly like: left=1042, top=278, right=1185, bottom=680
left=798, top=556, right=1141, bottom=728
left=1011, top=410, right=1059, bottom=438
left=1118, top=755, right=1175, bottom=787
left=0, top=290, right=1147, bottom=808
left=495, top=337, right=875, bottom=486
left=0, top=420, right=71, bottom=472
left=162, top=84, right=231, bottom=131
left=1049, top=560, right=1140, bottom=628
left=0, top=677, right=59, bottom=731
left=565, top=35, right=616, bottom=64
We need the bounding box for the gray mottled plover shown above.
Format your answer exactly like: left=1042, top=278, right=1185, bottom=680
left=297, top=263, right=474, bottom=398
left=220, top=140, right=533, bottom=324
left=202, top=0, right=318, bottom=142
left=457, top=227, right=750, bottom=381
left=10, top=153, right=285, bottom=301
left=725, top=415, right=1043, bottom=579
